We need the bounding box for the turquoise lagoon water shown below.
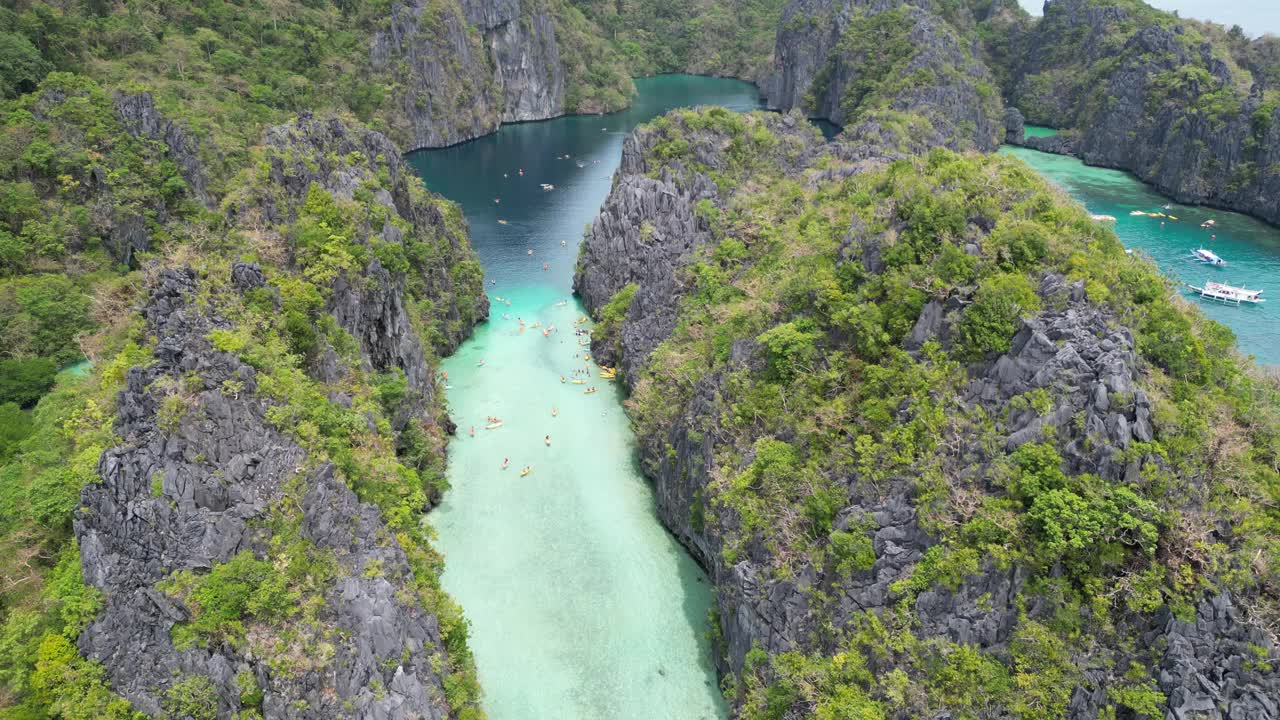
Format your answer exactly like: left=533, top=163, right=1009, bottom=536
left=1023, top=124, right=1060, bottom=138
left=1001, top=145, right=1280, bottom=364
left=406, top=76, right=762, bottom=720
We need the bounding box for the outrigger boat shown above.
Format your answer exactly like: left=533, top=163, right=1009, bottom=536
left=1188, top=280, right=1264, bottom=305
left=1191, top=247, right=1227, bottom=266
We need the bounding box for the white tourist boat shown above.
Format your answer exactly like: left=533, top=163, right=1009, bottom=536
left=1188, top=280, right=1264, bottom=305
left=1191, top=247, right=1227, bottom=266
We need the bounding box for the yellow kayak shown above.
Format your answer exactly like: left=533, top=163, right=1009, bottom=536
left=572, top=379, right=586, bottom=385
left=520, top=468, right=532, bottom=477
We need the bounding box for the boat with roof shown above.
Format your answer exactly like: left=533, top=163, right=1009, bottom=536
left=1188, top=280, right=1264, bottom=305
left=1191, top=247, right=1227, bottom=266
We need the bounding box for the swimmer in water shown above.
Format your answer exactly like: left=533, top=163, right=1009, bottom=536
left=469, top=426, right=475, bottom=437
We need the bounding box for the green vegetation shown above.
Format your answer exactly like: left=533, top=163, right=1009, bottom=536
left=610, top=109, right=1279, bottom=718
left=0, top=2, right=494, bottom=716
left=553, top=0, right=636, bottom=113
left=0, top=358, right=56, bottom=408
left=997, top=0, right=1280, bottom=158
left=176, top=242, right=483, bottom=711
left=802, top=4, right=1001, bottom=148
left=570, top=0, right=786, bottom=80
left=0, top=339, right=150, bottom=717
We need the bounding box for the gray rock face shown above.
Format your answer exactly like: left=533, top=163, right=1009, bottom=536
left=574, top=111, right=823, bottom=380
left=113, top=91, right=212, bottom=208
left=371, top=0, right=501, bottom=150
left=1007, top=0, right=1280, bottom=225
left=761, top=0, right=1004, bottom=151
left=254, top=113, right=488, bottom=363
left=370, top=0, right=566, bottom=150
left=1021, top=130, right=1079, bottom=156
left=487, top=0, right=566, bottom=123
left=964, top=275, right=1151, bottom=481
left=1003, top=106, right=1025, bottom=144
left=76, top=269, right=456, bottom=718
left=577, top=111, right=1279, bottom=716
left=1150, top=594, right=1280, bottom=720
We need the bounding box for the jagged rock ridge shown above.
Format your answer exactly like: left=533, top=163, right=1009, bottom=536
left=71, top=110, right=487, bottom=715
left=575, top=107, right=1280, bottom=717
left=76, top=268, right=457, bottom=718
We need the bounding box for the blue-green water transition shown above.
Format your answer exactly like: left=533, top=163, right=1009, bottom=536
left=407, top=76, right=761, bottom=720
left=1002, top=142, right=1280, bottom=365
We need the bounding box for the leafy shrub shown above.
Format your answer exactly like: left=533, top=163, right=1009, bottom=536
left=958, top=272, right=1041, bottom=358
left=0, top=358, right=57, bottom=407
left=0, top=31, right=49, bottom=99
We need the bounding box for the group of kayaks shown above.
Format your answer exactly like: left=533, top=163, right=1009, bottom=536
left=457, top=307, right=621, bottom=478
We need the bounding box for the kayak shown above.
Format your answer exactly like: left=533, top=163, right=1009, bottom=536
left=486, top=422, right=503, bottom=429
left=520, top=468, right=532, bottom=477
left=572, top=379, right=586, bottom=385
left=584, top=388, right=597, bottom=394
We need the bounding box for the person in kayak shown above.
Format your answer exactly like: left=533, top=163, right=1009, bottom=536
left=501, top=458, right=510, bottom=470
left=545, top=435, right=551, bottom=446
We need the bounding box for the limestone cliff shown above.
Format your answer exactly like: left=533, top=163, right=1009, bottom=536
left=77, top=268, right=460, bottom=718
left=371, top=0, right=626, bottom=150
left=72, top=115, right=488, bottom=716
left=576, top=108, right=1280, bottom=718
left=761, top=0, right=1005, bottom=152
left=1001, top=0, right=1280, bottom=225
